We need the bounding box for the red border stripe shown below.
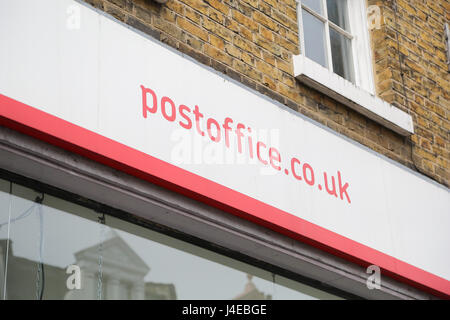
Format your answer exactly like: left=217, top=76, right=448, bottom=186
left=0, top=93, right=449, bottom=298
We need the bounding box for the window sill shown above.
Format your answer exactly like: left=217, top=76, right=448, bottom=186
left=293, top=55, right=414, bottom=136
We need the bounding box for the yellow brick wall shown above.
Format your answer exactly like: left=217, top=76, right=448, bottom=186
left=369, top=0, right=449, bottom=187
left=84, top=0, right=449, bottom=187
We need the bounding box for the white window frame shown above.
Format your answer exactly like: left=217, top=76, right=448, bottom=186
left=293, top=0, right=414, bottom=136
left=297, top=0, right=375, bottom=93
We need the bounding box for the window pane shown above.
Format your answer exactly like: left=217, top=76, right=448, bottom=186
left=329, top=28, right=354, bottom=83
left=0, top=178, right=342, bottom=300
left=302, top=0, right=323, bottom=14
left=302, top=9, right=328, bottom=68
left=326, top=0, right=349, bottom=31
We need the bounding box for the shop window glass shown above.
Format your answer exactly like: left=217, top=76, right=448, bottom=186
left=0, top=178, right=341, bottom=300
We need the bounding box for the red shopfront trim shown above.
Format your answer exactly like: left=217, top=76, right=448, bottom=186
left=0, top=93, right=449, bottom=299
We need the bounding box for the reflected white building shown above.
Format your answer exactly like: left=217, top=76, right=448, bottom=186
left=0, top=231, right=176, bottom=300
left=2, top=231, right=271, bottom=300
left=65, top=230, right=150, bottom=300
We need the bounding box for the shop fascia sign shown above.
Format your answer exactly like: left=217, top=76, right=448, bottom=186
left=0, top=0, right=449, bottom=298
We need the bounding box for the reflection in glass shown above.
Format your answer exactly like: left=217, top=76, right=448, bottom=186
left=330, top=28, right=354, bottom=83
left=326, top=0, right=349, bottom=31
left=0, top=178, right=341, bottom=300
left=302, top=9, right=328, bottom=68
left=0, top=179, right=9, bottom=300
left=302, top=0, right=323, bottom=14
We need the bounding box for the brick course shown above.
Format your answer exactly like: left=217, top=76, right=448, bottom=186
left=369, top=0, right=449, bottom=186
left=84, top=0, right=449, bottom=187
